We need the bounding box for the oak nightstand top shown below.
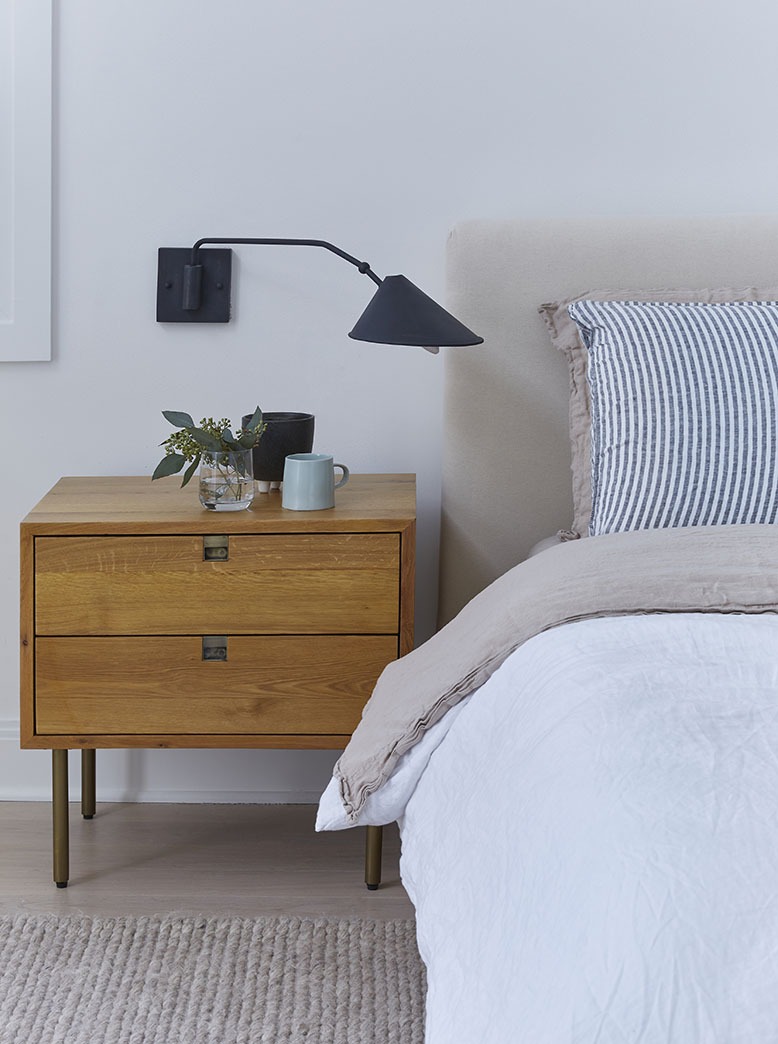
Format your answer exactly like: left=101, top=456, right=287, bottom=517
left=21, top=473, right=416, bottom=536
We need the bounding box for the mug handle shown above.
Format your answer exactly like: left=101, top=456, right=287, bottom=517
left=333, top=463, right=350, bottom=489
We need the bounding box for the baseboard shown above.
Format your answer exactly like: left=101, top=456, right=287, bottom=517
left=62, top=788, right=327, bottom=804
left=0, top=719, right=339, bottom=804
left=0, top=720, right=16, bottom=744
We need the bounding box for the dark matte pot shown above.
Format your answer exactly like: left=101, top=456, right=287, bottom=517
left=242, top=411, right=315, bottom=482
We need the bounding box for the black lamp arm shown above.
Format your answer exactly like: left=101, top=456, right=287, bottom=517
left=190, top=238, right=383, bottom=286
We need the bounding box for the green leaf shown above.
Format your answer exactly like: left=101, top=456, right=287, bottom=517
left=243, top=406, right=263, bottom=432
left=221, top=428, right=240, bottom=450
left=238, top=431, right=257, bottom=449
left=181, top=455, right=200, bottom=487
left=162, top=410, right=195, bottom=429
left=190, top=428, right=222, bottom=452
left=152, top=453, right=186, bottom=480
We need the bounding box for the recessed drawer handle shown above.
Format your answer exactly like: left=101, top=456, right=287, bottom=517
left=203, top=535, right=229, bottom=561
left=202, top=636, right=228, bottom=661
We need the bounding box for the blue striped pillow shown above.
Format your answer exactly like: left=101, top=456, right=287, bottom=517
left=567, top=300, right=778, bottom=536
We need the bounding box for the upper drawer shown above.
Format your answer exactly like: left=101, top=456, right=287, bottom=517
left=34, top=533, right=400, bottom=636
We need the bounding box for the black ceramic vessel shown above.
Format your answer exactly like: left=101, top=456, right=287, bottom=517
left=242, top=411, right=315, bottom=482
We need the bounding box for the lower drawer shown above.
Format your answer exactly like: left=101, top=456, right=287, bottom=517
left=35, top=635, right=397, bottom=736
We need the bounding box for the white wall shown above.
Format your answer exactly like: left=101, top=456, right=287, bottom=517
left=4, top=0, right=778, bottom=801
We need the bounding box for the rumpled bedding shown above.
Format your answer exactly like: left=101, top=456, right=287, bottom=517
left=400, top=612, right=778, bottom=1043
left=328, top=524, right=778, bottom=825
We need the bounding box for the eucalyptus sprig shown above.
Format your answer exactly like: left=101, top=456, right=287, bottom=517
left=152, top=407, right=266, bottom=487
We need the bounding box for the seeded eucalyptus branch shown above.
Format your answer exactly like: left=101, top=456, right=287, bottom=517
left=152, top=407, right=266, bottom=486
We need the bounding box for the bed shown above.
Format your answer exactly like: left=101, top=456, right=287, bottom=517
left=318, top=216, right=778, bottom=1043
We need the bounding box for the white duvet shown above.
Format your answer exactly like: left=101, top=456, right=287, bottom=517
left=318, top=612, right=778, bottom=1043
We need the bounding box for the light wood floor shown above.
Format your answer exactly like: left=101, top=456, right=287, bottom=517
left=0, top=802, right=414, bottom=921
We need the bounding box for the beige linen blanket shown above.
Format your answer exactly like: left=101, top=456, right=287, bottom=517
left=335, top=524, right=778, bottom=821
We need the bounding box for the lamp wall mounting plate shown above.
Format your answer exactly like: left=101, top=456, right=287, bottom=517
left=156, top=248, right=232, bottom=323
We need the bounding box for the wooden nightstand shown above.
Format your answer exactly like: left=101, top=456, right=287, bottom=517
left=20, top=474, right=415, bottom=888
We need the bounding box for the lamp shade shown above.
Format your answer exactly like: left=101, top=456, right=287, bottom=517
left=348, top=274, right=484, bottom=349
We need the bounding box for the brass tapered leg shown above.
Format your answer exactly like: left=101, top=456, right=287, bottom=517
left=52, top=750, right=69, bottom=887
left=365, top=825, right=383, bottom=891
left=81, top=749, right=96, bottom=819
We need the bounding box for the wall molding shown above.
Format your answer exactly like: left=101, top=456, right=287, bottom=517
left=1, top=0, right=52, bottom=361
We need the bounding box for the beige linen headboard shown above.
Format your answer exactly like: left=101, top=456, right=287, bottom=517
left=438, top=215, right=778, bottom=626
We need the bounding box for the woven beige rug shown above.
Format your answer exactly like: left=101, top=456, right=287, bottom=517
left=0, top=914, right=425, bottom=1043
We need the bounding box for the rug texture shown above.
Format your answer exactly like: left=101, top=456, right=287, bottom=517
left=0, top=914, right=425, bottom=1044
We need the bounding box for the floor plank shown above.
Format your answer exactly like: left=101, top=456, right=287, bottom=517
left=0, top=802, right=414, bottom=920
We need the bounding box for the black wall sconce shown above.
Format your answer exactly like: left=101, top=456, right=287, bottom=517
left=156, top=237, right=483, bottom=352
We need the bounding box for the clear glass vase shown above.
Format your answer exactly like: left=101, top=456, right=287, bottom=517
left=198, top=450, right=255, bottom=511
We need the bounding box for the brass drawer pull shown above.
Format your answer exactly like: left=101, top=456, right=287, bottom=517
left=203, top=535, right=229, bottom=561
left=202, top=636, right=228, bottom=661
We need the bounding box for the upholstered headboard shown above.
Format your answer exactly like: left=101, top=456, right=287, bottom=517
left=438, top=215, right=778, bottom=626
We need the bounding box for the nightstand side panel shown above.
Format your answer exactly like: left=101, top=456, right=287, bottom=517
left=19, top=526, right=35, bottom=746
left=399, top=520, right=416, bottom=656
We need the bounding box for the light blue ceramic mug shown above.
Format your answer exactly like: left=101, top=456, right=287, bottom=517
left=282, top=453, right=350, bottom=510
